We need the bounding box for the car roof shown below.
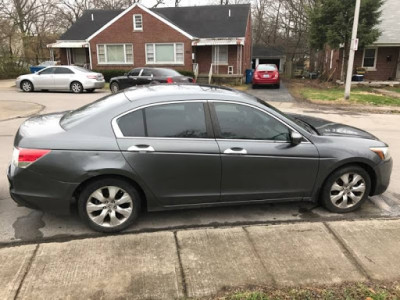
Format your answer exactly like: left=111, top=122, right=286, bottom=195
left=123, top=84, right=260, bottom=104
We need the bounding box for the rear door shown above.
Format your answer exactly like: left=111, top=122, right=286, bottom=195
left=210, top=101, right=319, bottom=202
left=34, top=67, right=55, bottom=89
left=115, top=101, right=221, bottom=207
left=53, top=67, right=75, bottom=89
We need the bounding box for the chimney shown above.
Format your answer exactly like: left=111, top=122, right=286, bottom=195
left=228, top=9, right=231, bottom=17
left=91, top=13, right=94, bottom=21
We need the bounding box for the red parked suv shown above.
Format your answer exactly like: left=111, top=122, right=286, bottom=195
left=252, top=64, right=280, bottom=89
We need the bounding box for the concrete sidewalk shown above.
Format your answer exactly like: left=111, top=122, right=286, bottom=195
left=2, top=219, right=400, bottom=299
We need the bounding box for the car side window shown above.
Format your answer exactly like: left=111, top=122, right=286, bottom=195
left=117, top=110, right=145, bottom=137
left=39, top=67, right=55, bottom=74
left=213, top=103, right=290, bottom=141
left=129, top=69, right=141, bottom=76
left=145, top=103, right=208, bottom=138
left=54, top=67, right=74, bottom=74
left=141, top=69, right=152, bottom=77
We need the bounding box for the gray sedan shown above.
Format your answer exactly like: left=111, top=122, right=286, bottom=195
left=8, top=85, right=393, bottom=232
left=16, top=66, right=105, bottom=93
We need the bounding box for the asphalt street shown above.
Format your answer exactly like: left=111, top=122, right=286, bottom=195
left=0, top=82, right=399, bottom=245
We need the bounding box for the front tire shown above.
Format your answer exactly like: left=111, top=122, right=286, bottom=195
left=21, top=80, right=34, bottom=92
left=78, top=178, right=141, bottom=233
left=320, top=166, right=371, bottom=213
left=70, top=81, right=83, bottom=93
left=110, top=82, right=120, bottom=93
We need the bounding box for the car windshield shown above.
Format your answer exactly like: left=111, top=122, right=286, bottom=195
left=257, top=65, right=276, bottom=71
left=60, top=94, right=126, bottom=129
left=256, top=99, right=316, bottom=134
left=154, top=69, right=181, bottom=76
left=72, top=66, right=91, bottom=73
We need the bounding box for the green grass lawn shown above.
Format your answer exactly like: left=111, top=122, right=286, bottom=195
left=221, top=283, right=400, bottom=300
left=300, top=86, right=400, bottom=106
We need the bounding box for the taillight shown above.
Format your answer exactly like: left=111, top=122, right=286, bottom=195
left=87, top=75, right=97, bottom=79
left=254, top=72, right=260, bottom=79
left=166, top=77, right=174, bottom=84
left=273, top=72, right=279, bottom=79
left=12, top=148, right=51, bottom=168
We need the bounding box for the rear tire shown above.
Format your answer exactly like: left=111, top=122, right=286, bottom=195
left=252, top=84, right=257, bottom=89
left=320, top=166, right=371, bottom=213
left=78, top=178, right=141, bottom=233
left=70, top=81, right=83, bottom=93
left=110, top=82, right=120, bottom=93
left=276, top=83, right=280, bottom=89
left=21, top=80, right=33, bottom=92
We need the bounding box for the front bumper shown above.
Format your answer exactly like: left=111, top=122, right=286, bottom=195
left=372, top=158, right=393, bottom=195
left=7, top=164, right=78, bottom=215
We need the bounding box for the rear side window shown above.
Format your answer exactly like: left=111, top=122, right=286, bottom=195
left=141, top=69, right=153, bottom=76
left=54, top=67, right=74, bottom=74
left=117, top=110, right=145, bottom=137
left=39, top=67, right=55, bottom=74
left=116, top=102, right=208, bottom=138
left=213, top=103, right=290, bottom=141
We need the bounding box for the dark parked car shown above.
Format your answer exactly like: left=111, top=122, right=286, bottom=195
left=109, top=68, right=194, bottom=93
left=8, top=84, right=392, bottom=232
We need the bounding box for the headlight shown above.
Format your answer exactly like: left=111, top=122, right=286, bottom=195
left=370, top=147, right=391, bottom=161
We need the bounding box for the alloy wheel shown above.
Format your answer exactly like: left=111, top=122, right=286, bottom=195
left=86, top=186, right=133, bottom=228
left=111, top=83, right=119, bottom=93
left=330, top=173, right=366, bottom=209
left=71, top=82, right=82, bottom=93
left=22, top=81, right=32, bottom=92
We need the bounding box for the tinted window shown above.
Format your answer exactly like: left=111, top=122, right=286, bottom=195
left=129, top=69, right=141, bottom=76
left=257, top=64, right=277, bottom=71
left=153, top=69, right=181, bottom=76
left=117, top=110, right=145, bottom=137
left=214, top=103, right=290, bottom=141
left=39, top=67, right=55, bottom=74
left=145, top=103, right=207, bottom=138
left=54, top=67, right=74, bottom=74
left=141, top=69, right=153, bottom=76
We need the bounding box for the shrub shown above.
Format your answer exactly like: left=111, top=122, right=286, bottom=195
left=93, top=69, right=127, bottom=82
left=0, top=57, right=30, bottom=79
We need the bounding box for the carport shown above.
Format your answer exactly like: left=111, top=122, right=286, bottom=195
left=252, top=45, right=286, bottom=72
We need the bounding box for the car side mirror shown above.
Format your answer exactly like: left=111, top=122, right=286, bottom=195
left=290, top=131, right=303, bottom=145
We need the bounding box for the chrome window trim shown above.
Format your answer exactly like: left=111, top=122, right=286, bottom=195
left=112, top=100, right=208, bottom=139
left=112, top=99, right=311, bottom=143
left=209, top=100, right=311, bottom=143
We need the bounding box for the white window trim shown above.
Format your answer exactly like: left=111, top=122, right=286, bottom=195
left=228, top=66, right=234, bottom=74
left=212, top=45, right=229, bottom=66
left=133, top=14, right=143, bottom=31
left=96, top=43, right=133, bottom=65
left=145, top=42, right=185, bottom=65
left=362, top=47, right=378, bottom=71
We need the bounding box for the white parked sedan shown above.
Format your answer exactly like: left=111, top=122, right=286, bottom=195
left=16, top=66, right=105, bottom=93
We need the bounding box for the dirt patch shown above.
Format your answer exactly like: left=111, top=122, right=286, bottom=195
left=0, top=100, right=44, bottom=121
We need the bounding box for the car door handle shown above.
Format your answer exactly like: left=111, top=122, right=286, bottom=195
left=127, top=145, right=155, bottom=152
left=223, top=148, right=247, bottom=155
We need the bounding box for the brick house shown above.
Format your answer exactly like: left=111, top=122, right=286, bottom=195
left=323, top=0, right=400, bottom=81
left=48, top=3, right=252, bottom=81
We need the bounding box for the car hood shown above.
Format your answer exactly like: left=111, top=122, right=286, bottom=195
left=287, top=113, right=378, bottom=140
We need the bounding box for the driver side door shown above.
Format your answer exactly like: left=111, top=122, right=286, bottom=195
left=34, top=67, right=55, bottom=89
left=209, top=101, right=319, bottom=202
left=121, top=68, right=141, bottom=89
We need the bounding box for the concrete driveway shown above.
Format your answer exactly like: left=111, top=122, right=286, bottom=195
left=247, top=80, right=294, bottom=102
left=0, top=83, right=399, bottom=245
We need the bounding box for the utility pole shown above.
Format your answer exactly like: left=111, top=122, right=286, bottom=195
left=344, top=0, right=361, bottom=100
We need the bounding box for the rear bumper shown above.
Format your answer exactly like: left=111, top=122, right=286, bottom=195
left=7, top=164, right=78, bottom=215
left=82, top=80, right=105, bottom=89
left=372, top=158, right=393, bottom=195
left=252, top=78, right=280, bottom=85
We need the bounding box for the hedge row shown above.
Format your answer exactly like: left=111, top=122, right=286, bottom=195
left=93, top=69, right=195, bottom=82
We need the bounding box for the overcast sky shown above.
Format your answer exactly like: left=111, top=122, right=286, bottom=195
left=144, top=0, right=249, bottom=7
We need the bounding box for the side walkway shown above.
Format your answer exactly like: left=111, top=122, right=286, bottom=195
left=2, top=219, right=400, bottom=299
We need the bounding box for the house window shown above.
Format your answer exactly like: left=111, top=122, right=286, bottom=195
left=363, top=48, right=377, bottom=69
left=97, top=44, right=133, bottom=64
left=145, top=43, right=184, bottom=64
left=212, top=45, right=228, bottom=65
left=133, top=14, right=143, bottom=31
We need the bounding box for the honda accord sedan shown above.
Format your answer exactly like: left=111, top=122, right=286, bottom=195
left=16, top=66, right=105, bottom=93
left=8, top=84, right=392, bottom=232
